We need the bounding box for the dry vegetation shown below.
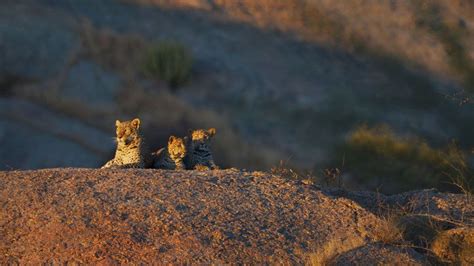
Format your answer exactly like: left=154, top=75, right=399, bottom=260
left=270, top=159, right=474, bottom=264
left=142, top=41, right=193, bottom=89
left=333, top=124, right=472, bottom=193
left=308, top=237, right=366, bottom=266
left=387, top=189, right=473, bottom=265
left=81, top=20, right=193, bottom=89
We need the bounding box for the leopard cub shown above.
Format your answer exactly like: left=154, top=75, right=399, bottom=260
left=184, top=128, right=218, bottom=170
left=152, top=135, right=187, bottom=170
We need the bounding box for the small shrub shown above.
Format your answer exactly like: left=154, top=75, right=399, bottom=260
left=375, top=215, right=405, bottom=245
left=335, top=124, right=470, bottom=193
left=307, top=237, right=366, bottom=266
left=142, top=40, right=193, bottom=89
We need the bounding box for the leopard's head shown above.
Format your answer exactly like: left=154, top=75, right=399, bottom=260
left=115, top=118, right=141, bottom=146
left=189, top=128, right=216, bottom=151
left=168, top=135, right=186, bottom=159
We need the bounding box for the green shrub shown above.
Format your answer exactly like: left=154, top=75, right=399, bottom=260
left=335, top=124, right=471, bottom=193
left=142, top=40, right=193, bottom=88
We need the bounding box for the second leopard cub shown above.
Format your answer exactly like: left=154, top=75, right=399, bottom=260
left=152, top=136, right=187, bottom=170
left=184, top=128, right=218, bottom=170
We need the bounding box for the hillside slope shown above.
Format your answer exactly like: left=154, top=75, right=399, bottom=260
left=3, top=0, right=474, bottom=174
left=1, top=169, right=473, bottom=264
left=131, top=0, right=474, bottom=82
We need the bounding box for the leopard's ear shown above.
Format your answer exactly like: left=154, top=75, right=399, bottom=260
left=168, top=135, right=176, bottom=144
left=115, top=120, right=121, bottom=127
left=208, top=128, right=216, bottom=136
left=131, top=118, right=140, bottom=129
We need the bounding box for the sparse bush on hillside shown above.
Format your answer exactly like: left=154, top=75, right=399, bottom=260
left=128, top=0, right=474, bottom=87
left=80, top=22, right=194, bottom=89
left=142, top=41, right=193, bottom=89
left=336, top=124, right=471, bottom=193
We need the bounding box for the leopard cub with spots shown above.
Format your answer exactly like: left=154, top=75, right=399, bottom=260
left=152, top=135, right=187, bottom=170
left=184, top=128, right=218, bottom=170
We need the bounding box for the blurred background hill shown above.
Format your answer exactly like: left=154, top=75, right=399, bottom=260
left=1, top=0, right=474, bottom=193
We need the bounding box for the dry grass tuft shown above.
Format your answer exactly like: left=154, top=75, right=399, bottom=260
left=307, top=237, right=366, bottom=266
left=270, top=159, right=317, bottom=184
left=374, top=216, right=405, bottom=245
left=270, top=160, right=301, bottom=180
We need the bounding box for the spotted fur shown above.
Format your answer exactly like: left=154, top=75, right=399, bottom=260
left=152, top=135, right=187, bottom=170
left=184, top=128, right=218, bottom=170
left=101, top=118, right=149, bottom=169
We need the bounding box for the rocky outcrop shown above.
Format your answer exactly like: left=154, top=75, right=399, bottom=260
left=431, top=227, right=474, bottom=265
left=1, top=169, right=472, bottom=264
left=332, top=243, right=428, bottom=265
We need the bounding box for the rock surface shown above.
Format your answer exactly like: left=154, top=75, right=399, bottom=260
left=2, top=169, right=471, bottom=264
left=431, top=227, right=474, bottom=264
left=332, top=243, right=428, bottom=265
